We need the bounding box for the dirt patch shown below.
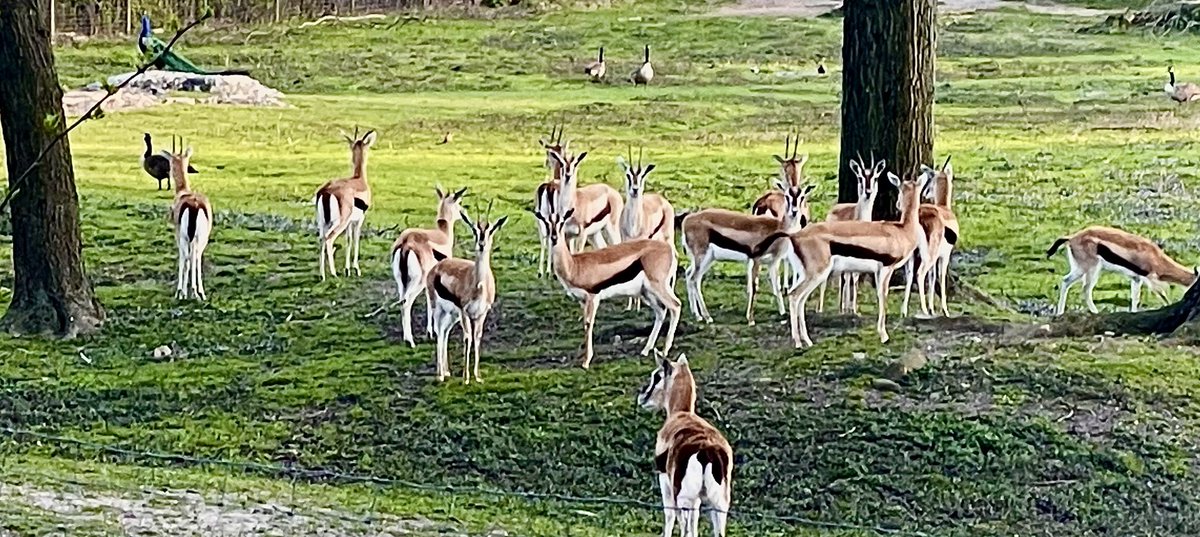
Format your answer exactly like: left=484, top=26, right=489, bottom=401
left=712, top=0, right=1120, bottom=18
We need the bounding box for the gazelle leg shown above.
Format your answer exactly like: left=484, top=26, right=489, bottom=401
left=876, top=267, right=895, bottom=343
left=1083, top=265, right=1101, bottom=314
left=175, top=245, right=187, bottom=299
left=745, top=260, right=759, bottom=326
left=194, top=246, right=207, bottom=301
left=768, top=257, right=785, bottom=316
left=902, top=258, right=914, bottom=317
left=473, top=315, right=485, bottom=383
left=641, top=289, right=667, bottom=356
left=461, top=315, right=473, bottom=384
left=693, top=252, right=717, bottom=323
left=658, top=474, right=676, bottom=537
left=1130, top=278, right=1142, bottom=313
left=581, top=296, right=597, bottom=369
left=651, top=280, right=682, bottom=359
left=351, top=221, right=363, bottom=276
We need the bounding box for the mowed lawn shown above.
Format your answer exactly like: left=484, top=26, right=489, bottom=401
left=2, top=2, right=1200, bottom=536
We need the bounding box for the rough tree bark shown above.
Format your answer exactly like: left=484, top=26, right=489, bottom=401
left=1050, top=279, right=1200, bottom=339
left=0, top=0, right=104, bottom=337
left=838, top=0, right=936, bottom=220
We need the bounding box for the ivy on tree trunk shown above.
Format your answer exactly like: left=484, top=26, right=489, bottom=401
left=0, top=0, right=104, bottom=337
left=838, top=0, right=936, bottom=220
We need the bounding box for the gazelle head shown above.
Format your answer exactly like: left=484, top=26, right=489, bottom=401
left=460, top=202, right=508, bottom=258
left=772, top=133, right=809, bottom=187
left=847, top=154, right=885, bottom=206
left=777, top=181, right=816, bottom=230
left=167, top=135, right=193, bottom=181
left=637, top=352, right=690, bottom=411
left=617, top=147, right=657, bottom=200
left=434, top=186, right=467, bottom=223
left=548, top=148, right=588, bottom=189
left=534, top=207, right=574, bottom=248
left=539, top=124, right=570, bottom=179
left=889, top=169, right=931, bottom=214
left=918, top=155, right=953, bottom=203
left=341, top=127, right=377, bottom=173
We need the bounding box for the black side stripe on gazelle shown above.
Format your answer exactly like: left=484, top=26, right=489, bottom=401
left=708, top=230, right=753, bottom=256
left=354, top=198, right=370, bottom=212
left=584, top=259, right=645, bottom=294
left=1097, top=244, right=1148, bottom=277
left=586, top=202, right=612, bottom=227
left=433, top=278, right=461, bottom=307
left=432, top=249, right=449, bottom=262
left=647, top=216, right=666, bottom=239
left=829, top=242, right=903, bottom=266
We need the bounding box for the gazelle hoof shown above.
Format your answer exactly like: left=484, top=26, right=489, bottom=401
left=747, top=320, right=756, bottom=327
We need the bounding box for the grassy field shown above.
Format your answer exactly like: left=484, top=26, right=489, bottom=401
left=3, top=1, right=1200, bottom=535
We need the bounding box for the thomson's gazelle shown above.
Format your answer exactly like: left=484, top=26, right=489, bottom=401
left=535, top=125, right=568, bottom=277
left=682, top=183, right=812, bottom=325
left=425, top=211, right=508, bottom=384
left=817, top=155, right=884, bottom=315
left=550, top=149, right=624, bottom=252
left=776, top=170, right=929, bottom=347
left=169, top=144, right=212, bottom=300
left=903, top=158, right=959, bottom=318
left=315, top=128, right=376, bottom=280
left=637, top=353, right=733, bottom=537
left=619, top=149, right=675, bottom=311
left=1047, top=226, right=1196, bottom=314
left=750, top=134, right=810, bottom=224
left=391, top=187, right=467, bottom=346
left=536, top=208, right=681, bottom=369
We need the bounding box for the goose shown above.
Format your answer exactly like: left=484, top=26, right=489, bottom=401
left=1165, top=67, right=1200, bottom=104
left=584, top=46, right=606, bottom=82
left=632, top=45, right=654, bottom=86
left=143, top=133, right=196, bottom=190
left=816, top=55, right=827, bottom=75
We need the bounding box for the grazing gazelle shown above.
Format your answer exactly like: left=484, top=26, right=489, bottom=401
left=550, top=146, right=624, bottom=252
left=903, top=157, right=959, bottom=318
left=536, top=208, right=681, bottom=369
left=816, top=155, right=884, bottom=315
left=425, top=211, right=507, bottom=384
left=1165, top=66, right=1200, bottom=104
left=1047, top=226, right=1196, bottom=314
left=584, top=46, right=606, bottom=82
left=168, top=144, right=212, bottom=300
left=535, top=125, right=568, bottom=277
left=315, top=128, right=376, bottom=280
left=619, top=148, right=675, bottom=311
left=773, top=170, right=929, bottom=348
left=391, top=186, right=467, bottom=347
left=637, top=353, right=733, bottom=537
left=682, top=182, right=812, bottom=326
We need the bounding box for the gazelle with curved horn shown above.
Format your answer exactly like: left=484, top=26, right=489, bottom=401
left=637, top=353, right=733, bottom=537
left=391, top=186, right=467, bottom=346
left=903, top=156, right=959, bottom=317
left=551, top=145, right=624, bottom=252
left=168, top=138, right=213, bottom=300
left=619, top=147, right=675, bottom=310
left=1165, top=66, right=1200, bottom=104
left=536, top=208, right=681, bottom=369
left=315, top=128, right=376, bottom=280
left=426, top=205, right=507, bottom=384
left=534, top=124, right=568, bottom=277
left=772, top=169, right=930, bottom=348
left=682, top=183, right=813, bottom=325
left=1047, top=226, right=1196, bottom=314
left=816, top=154, right=884, bottom=315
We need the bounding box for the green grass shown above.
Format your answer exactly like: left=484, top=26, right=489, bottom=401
left=3, top=3, right=1200, bottom=536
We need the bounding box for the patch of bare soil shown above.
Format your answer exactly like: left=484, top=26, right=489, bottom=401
left=712, top=0, right=1120, bottom=18
left=0, top=482, right=479, bottom=537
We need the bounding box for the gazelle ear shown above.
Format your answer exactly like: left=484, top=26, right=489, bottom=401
left=548, top=150, right=567, bottom=167
left=773, top=154, right=785, bottom=165
left=360, top=130, right=378, bottom=147
left=653, top=350, right=667, bottom=368
left=797, top=154, right=809, bottom=168
left=887, top=172, right=901, bottom=188
left=848, top=159, right=863, bottom=176
left=774, top=179, right=788, bottom=192
left=460, top=210, right=474, bottom=228
left=643, top=164, right=656, bottom=176
left=490, top=215, right=509, bottom=233
left=872, top=159, right=887, bottom=176
left=340, top=130, right=353, bottom=144
left=944, top=162, right=954, bottom=178
left=539, top=138, right=551, bottom=148
left=675, top=353, right=689, bottom=366
left=803, top=184, right=816, bottom=196
left=574, top=151, right=588, bottom=165
left=435, top=186, right=445, bottom=199
left=183, top=146, right=194, bottom=159
left=562, top=208, right=575, bottom=221
left=452, top=187, right=467, bottom=201
left=920, top=164, right=934, bottom=175
left=616, top=155, right=630, bottom=173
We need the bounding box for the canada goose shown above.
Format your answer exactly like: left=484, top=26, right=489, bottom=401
left=632, top=45, right=654, bottom=86
left=142, top=133, right=196, bottom=191
left=584, top=46, right=606, bottom=82
left=1165, top=67, right=1200, bottom=103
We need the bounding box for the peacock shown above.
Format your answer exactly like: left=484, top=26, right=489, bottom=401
left=138, top=15, right=250, bottom=76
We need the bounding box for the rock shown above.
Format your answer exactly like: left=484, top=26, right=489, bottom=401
left=872, top=378, right=902, bottom=392
left=63, top=70, right=288, bottom=117
left=152, top=345, right=172, bottom=359
left=851, top=352, right=867, bottom=360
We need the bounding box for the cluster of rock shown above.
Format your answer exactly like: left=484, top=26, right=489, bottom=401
left=62, top=70, right=287, bottom=117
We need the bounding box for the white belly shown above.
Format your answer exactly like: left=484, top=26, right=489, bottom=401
left=350, top=207, right=366, bottom=222
left=1099, top=259, right=1142, bottom=280
left=831, top=256, right=883, bottom=275
left=596, top=274, right=647, bottom=300
left=709, top=244, right=749, bottom=262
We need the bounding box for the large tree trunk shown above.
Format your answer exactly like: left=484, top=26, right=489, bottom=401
left=0, top=0, right=104, bottom=337
left=838, top=0, right=936, bottom=220
left=1049, top=278, right=1200, bottom=339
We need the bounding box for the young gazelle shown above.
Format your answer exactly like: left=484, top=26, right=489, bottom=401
left=682, top=183, right=812, bottom=326
left=551, top=147, right=624, bottom=252
left=425, top=211, right=508, bottom=384
left=169, top=145, right=213, bottom=300
left=903, top=158, right=959, bottom=317
left=816, top=156, right=884, bottom=315
left=637, top=353, right=733, bottom=537
left=619, top=149, right=675, bottom=310
left=315, top=128, right=376, bottom=280
left=391, top=187, right=467, bottom=346
left=775, top=170, right=929, bottom=348
left=1047, top=226, right=1196, bottom=314
left=536, top=208, right=681, bottom=369
left=534, top=125, right=568, bottom=277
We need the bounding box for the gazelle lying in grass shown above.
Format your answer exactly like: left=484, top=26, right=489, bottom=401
left=619, top=148, right=674, bottom=311
left=550, top=147, right=624, bottom=252
left=1047, top=226, right=1196, bottom=314
left=772, top=170, right=929, bottom=348
left=903, top=157, right=959, bottom=318
left=391, top=187, right=467, bottom=347
left=169, top=144, right=212, bottom=300
left=315, top=128, right=376, bottom=280
left=682, top=182, right=811, bottom=326
left=536, top=208, right=680, bottom=369
left=637, top=353, right=733, bottom=537
left=535, top=125, right=568, bottom=277
left=426, top=210, right=507, bottom=384
left=817, top=155, right=884, bottom=315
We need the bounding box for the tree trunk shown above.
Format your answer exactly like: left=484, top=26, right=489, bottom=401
left=838, top=0, right=936, bottom=220
left=0, top=0, right=104, bottom=337
left=1049, top=278, right=1200, bottom=339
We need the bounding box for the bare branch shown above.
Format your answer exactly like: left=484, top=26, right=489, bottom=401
left=0, top=12, right=213, bottom=215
